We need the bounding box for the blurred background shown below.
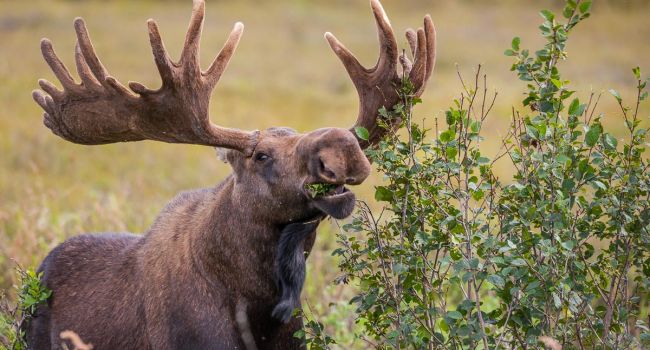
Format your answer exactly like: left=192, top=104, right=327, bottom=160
left=0, top=0, right=648, bottom=345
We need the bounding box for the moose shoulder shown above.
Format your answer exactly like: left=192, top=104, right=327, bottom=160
left=27, top=0, right=436, bottom=349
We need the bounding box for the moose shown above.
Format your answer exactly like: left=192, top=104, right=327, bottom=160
left=27, top=0, right=435, bottom=349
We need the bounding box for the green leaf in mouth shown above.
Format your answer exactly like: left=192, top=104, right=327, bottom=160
left=306, top=183, right=338, bottom=198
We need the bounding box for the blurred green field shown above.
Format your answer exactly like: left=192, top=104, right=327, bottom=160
left=0, top=0, right=648, bottom=346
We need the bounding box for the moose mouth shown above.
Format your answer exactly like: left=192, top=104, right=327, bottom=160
left=304, top=183, right=356, bottom=219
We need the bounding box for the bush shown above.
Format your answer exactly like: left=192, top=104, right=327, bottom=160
left=0, top=267, right=51, bottom=350
left=308, top=1, right=650, bottom=349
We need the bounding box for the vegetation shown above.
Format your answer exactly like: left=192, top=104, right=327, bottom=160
left=305, top=1, right=649, bottom=349
left=1, top=1, right=648, bottom=349
left=1, top=267, right=51, bottom=350
left=307, top=183, right=340, bottom=199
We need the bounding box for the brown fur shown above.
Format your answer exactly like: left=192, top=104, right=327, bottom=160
left=27, top=128, right=370, bottom=350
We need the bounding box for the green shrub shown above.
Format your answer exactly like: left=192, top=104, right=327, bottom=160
left=0, top=267, right=51, bottom=350
left=306, top=1, right=649, bottom=349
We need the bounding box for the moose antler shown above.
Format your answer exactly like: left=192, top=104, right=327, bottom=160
left=325, top=0, right=436, bottom=147
left=32, top=0, right=258, bottom=155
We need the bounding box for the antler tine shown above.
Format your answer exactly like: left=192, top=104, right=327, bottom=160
left=408, top=16, right=436, bottom=95
left=74, top=18, right=108, bottom=83
left=323, top=33, right=366, bottom=88
left=408, top=28, right=428, bottom=90
left=369, top=0, right=398, bottom=78
left=32, top=90, right=50, bottom=114
left=36, top=79, right=63, bottom=103
left=140, top=19, right=174, bottom=93
left=181, top=0, right=206, bottom=73
left=75, top=43, right=102, bottom=92
left=40, top=39, right=77, bottom=95
left=423, top=15, right=436, bottom=81
left=405, top=29, right=418, bottom=58
left=204, top=22, right=244, bottom=89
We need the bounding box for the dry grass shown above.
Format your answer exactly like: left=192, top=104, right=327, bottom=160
left=0, top=0, right=648, bottom=347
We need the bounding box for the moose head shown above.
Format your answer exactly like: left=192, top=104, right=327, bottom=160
left=28, top=1, right=436, bottom=348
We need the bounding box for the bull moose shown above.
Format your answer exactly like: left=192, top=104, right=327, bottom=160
left=27, top=0, right=435, bottom=348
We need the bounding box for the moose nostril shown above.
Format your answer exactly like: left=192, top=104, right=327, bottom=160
left=345, top=177, right=356, bottom=184
left=319, top=158, right=336, bottom=180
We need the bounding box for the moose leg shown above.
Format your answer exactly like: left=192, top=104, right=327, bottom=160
left=272, top=217, right=322, bottom=323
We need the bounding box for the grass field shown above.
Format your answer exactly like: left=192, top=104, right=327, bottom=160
left=1, top=0, right=648, bottom=346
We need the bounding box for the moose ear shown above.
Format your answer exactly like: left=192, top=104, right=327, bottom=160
left=215, top=147, right=230, bottom=163
left=216, top=148, right=245, bottom=169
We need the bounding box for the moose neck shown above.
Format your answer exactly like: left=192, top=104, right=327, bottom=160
left=185, top=175, right=319, bottom=301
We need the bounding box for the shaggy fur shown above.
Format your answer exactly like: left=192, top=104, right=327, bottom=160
left=272, top=217, right=323, bottom=323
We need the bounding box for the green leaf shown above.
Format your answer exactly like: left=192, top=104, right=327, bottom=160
left=511, top=258, right=527, bottom=267
left=526, top=124, right=539, bottom=140
left=306, top=183, right=337, bottom=198
left=591, top=180, right=607, bottom=190
left=536, top=123, right=547, bottom=139
left=487, top=274, right=505, bottom=288
left=354, top=126, right=369, bottom=141
left=438, top=319, right=449, bottom=333
left=603, top=133, right=618, bottom=149
left=512, top=37, right=521, bottom=51
left=633, top=66, right=641, bottom=80
left=568, top=98, right=586, bottom=116
left=504, top=49, right=516, bottom=57
left=447, top=310, right=463, bottom=320
left=540, top=100, right=555, bottom=113
left=446, top=109, right=458, bottom=125
left=585, top=124, right=602, bottom=147
left=374, top=186, right=393, bottom=202
left=393, top=262, right=408, bottom=274
left=440, top=129, right=455, bottom=143
left=553, top=293, right=562, bottom=308
left=470, top=120, right=481, bottom=133
left=609, top=89, right=622, bottom=103
left=551, top=78, right=562, bottom=88
left=563, top=5, right=575, bottom=19
left=561, top=240, right=575, bottom=251
left=446, top=146, right=458, bottom=160
left=540, top=10, right=555, bottom=21
left=579, top=1, right=592, bottom=14
left=568, top=98, right=579, bottom=115
left=378, top=106, right=390, bottom=119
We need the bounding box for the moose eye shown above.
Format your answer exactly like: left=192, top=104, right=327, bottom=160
left=255, top=153, right=270, bottom=162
